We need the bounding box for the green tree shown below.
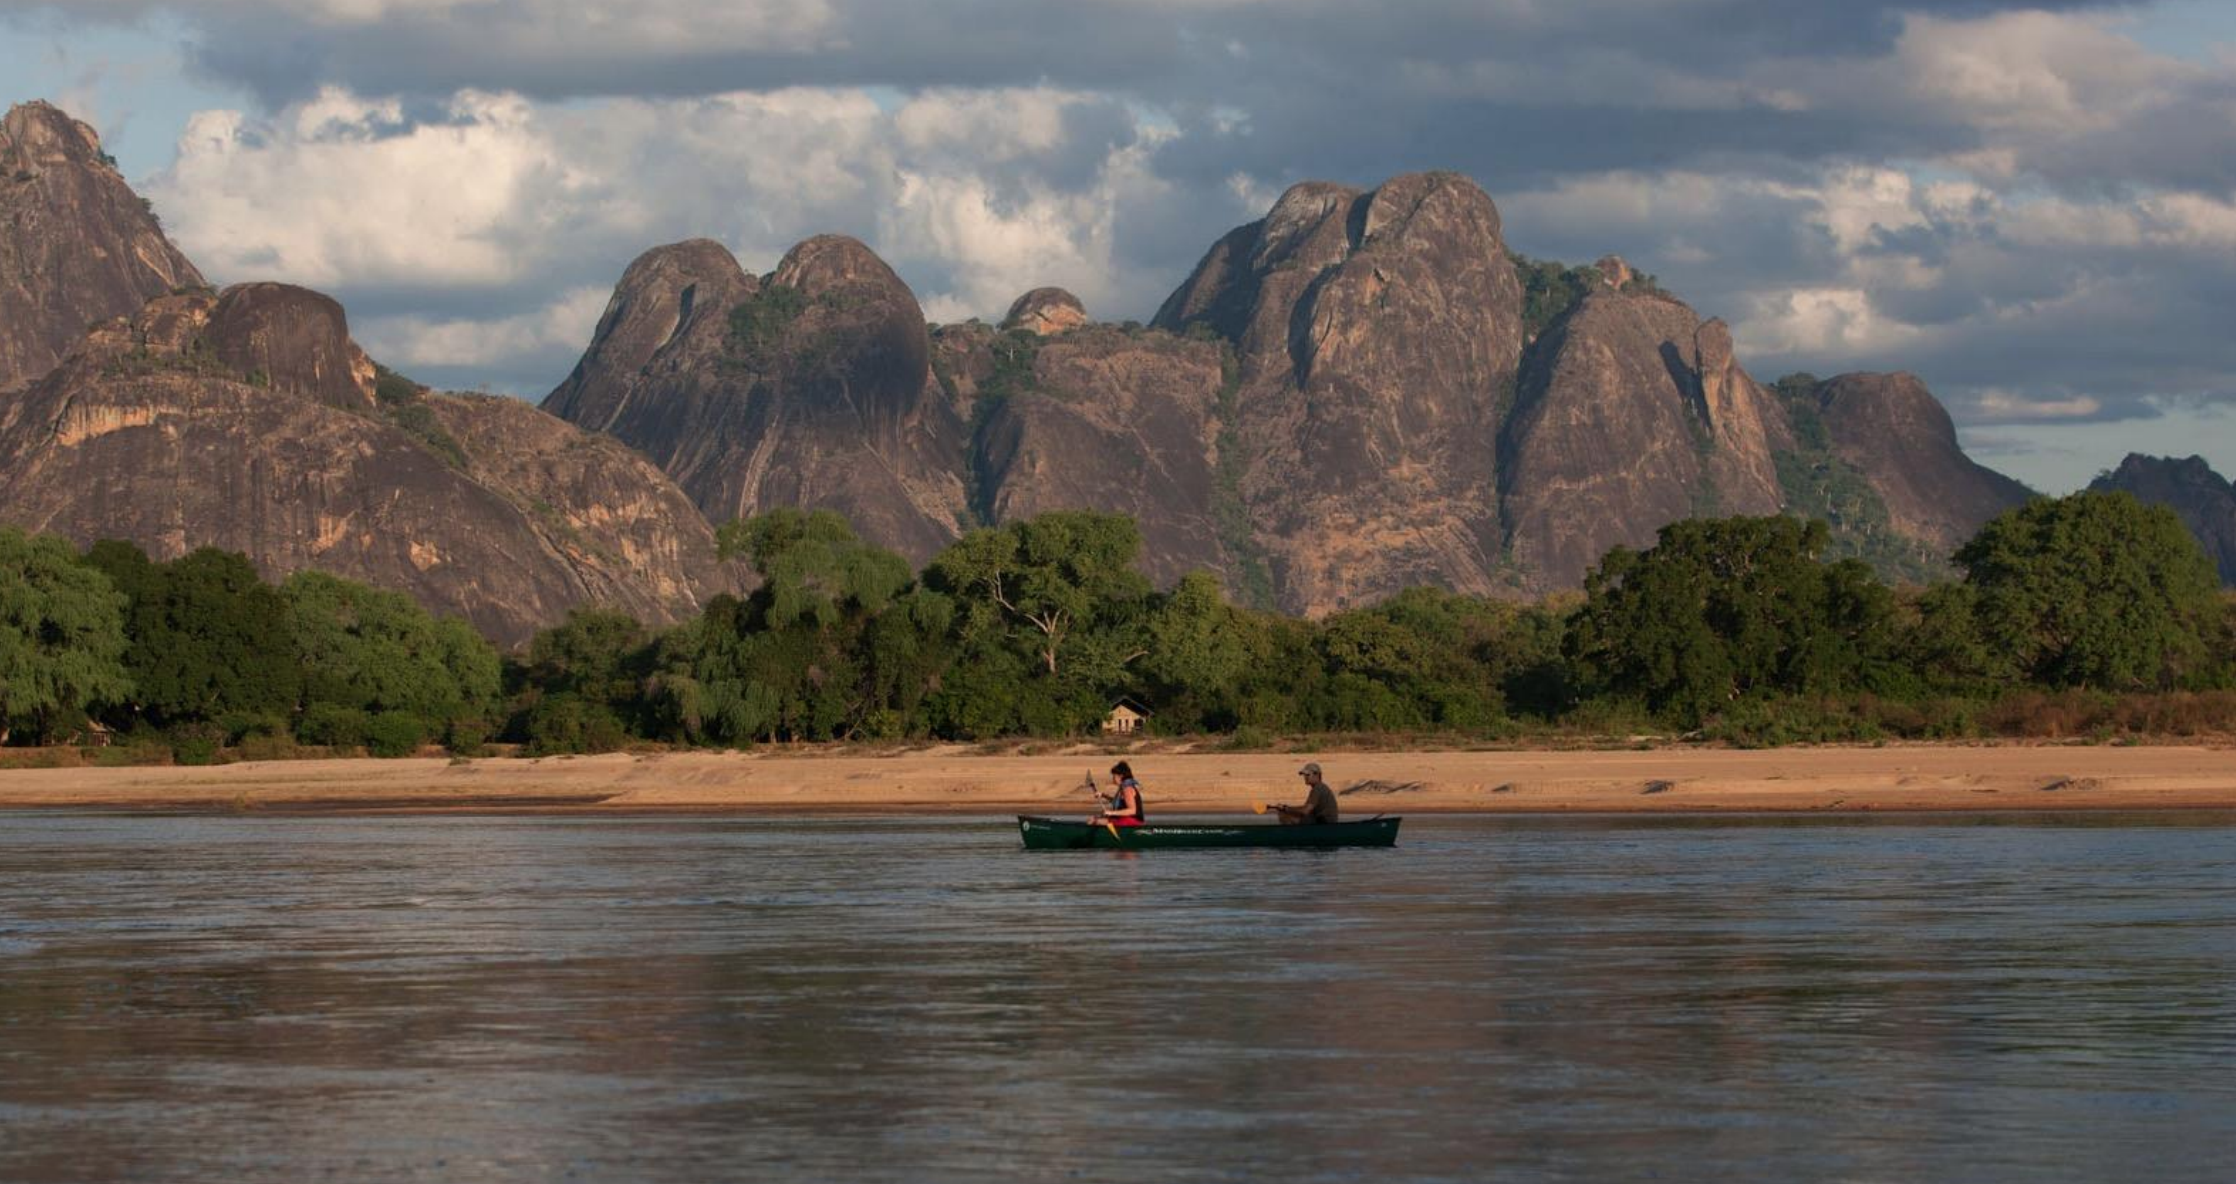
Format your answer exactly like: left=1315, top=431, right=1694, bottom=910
left=282, top=570, right=500, bottom=732
left=1953, top=491, right=2223, bottom=689
left=717, top=509, right=912, bottom=630
left=927, top=511, right=1150, bottom=678
left=515, top=608, right=651, bottom=753
left=1229, top=614, right=1323, bottom=733
left=0, top=529, right=132, bottom=744
left=1564, top=516, right=1900, bottom=724
left=656, top=510, right=915, bottom=744
left=926, top=511, right=1153, bottom=734
left=1138, top=571, right=1266, bottom=731
left=858, top=586, right=959, bottom=737
left=88, top=546, right=299, bottom=730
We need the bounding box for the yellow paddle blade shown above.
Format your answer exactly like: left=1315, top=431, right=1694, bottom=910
left=1104, top=822, right=1123, bottom=843
left=1251, top=801, right=1267, bottom=814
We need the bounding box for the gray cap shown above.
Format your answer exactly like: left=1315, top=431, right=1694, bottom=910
left=1297, top=762, right=1321, bottom=776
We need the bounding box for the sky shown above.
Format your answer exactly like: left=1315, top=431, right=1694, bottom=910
left=5, top=1, right=2236, bottom=494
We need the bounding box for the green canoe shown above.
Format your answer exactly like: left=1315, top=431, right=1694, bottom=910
left=1017, top=814, right=1401, bottom=850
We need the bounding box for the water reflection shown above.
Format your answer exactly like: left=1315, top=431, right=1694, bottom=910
left=3, top=814, right=2235, bottom=1182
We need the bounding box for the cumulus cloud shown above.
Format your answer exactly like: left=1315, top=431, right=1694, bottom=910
left=152, top=89, right=580, bottom=289
left=142, top=82, right=1188, bottom=391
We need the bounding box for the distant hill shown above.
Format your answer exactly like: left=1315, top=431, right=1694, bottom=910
left=2091, top=454, right=2236, bottom=585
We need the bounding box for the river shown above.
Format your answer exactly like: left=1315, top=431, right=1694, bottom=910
left=3, top=812, right=2234, bottom=1181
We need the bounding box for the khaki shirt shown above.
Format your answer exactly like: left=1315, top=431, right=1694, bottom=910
left=1302, top=781, right=1339, bottom=825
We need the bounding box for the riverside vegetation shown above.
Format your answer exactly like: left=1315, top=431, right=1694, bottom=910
left=1, top=490, right=2232, bottom=766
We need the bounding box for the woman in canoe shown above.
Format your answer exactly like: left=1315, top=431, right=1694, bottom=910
left=1095, top=761, right=1147, bottom=827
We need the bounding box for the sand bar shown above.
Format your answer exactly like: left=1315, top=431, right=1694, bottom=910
left=1, top=744, right=2233, bottom=814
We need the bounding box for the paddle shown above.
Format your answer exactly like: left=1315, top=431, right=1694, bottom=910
left=1082, top=772, right=1123, bottom=844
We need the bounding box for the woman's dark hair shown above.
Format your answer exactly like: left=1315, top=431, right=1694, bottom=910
left=1110, top=760, right=1133, bottom=778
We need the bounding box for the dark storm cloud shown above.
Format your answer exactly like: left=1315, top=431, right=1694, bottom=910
left=149, top=0, right=2109, bottom=108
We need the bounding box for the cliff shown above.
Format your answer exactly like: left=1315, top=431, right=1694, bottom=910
left=0, top=101, right=204, bottom=392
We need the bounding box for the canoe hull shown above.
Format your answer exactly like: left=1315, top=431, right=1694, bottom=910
left=1017, top=815, right=1400, bottom=850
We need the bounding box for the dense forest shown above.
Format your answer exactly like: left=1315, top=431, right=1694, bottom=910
left=2, top=490, right=2232, bottom=764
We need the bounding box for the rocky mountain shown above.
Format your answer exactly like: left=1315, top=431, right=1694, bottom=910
left=550, top=172, right=2033, bottom=610
left=544, top=235, right=971, bottom=563
left=929, top=312, right=1236, bottom=589
left=2091, top=454, right=2236, bottom=584
left=0, top=281, right=733, bottom=645
left=9, top=98, right=2043, bottom=629
left=0, top=100, right=744, bottom=643
left=1497, top=282, right=1793, bottom=591
left=1155, top=173, right=1525, bottom=611
left=1, top=101, right=203, bottom=392
left=1795, top=373, right=2031, bottom=544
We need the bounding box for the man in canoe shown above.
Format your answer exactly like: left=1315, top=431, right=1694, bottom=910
left=1094, top=761, right=1147, bottom=827
left=1271, top=762, right=1339, bottom=825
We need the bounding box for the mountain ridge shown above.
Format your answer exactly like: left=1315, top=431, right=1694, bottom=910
left=4, top=98, right=2068, bottom=640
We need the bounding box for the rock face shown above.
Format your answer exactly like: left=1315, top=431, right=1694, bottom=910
left=543, top=236, right=970, bottom=563
left=0, top=286, right=732, bottom=645
left=0, top=101, right=204, bottom=391
left=2092, top=454, right=2236, bottom=584
left=1803, top=372, right=2032, bottom=553
left=203, top=283, right=377, bottom=413
left=1156, top=173, right=1526, bottom=612
left=1498, top=288, right=1793, bottom=591
left=1002, top=288, right=1087, bottom=336
left=931, top=321, right=1235, bottom=588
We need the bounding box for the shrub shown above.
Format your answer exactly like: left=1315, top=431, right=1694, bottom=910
left=444, top=716, right=490, bottom=757
left=170, top=722, right=227, bottom=766
left=726, top=284, right=808, bottom=367
left=95, top=735, right=173, bottom=766
left=524, top=694, right=627, bottom=756
left=234, top=733, right=299, bottom=762
left=298, top=703, right=371, bottom=748
left=1216, top=724, right=1276, bottom=752
left=0, top=747, right=83, bottom=770
left=1979, top=691, right=2112, bottom=740
left=366, top=711, right=428, bottom=758
left=217, top=711, right=291, bottom=744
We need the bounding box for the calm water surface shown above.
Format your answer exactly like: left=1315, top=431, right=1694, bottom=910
left=3, top=812, right=2235, bottom=1182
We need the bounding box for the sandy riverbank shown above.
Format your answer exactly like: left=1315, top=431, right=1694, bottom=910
left=1, top=743, right=2233, bottom=813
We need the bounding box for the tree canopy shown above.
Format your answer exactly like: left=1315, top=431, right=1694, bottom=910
left=1565, top=516, right=1900, bottom=724
left=282, top=570, right=500, bottom=735
left=83, top=544, right=299, bottom=730
left=0, top=528, right=131, bottom=744
left=1953, top=491, right=2223, bottom=690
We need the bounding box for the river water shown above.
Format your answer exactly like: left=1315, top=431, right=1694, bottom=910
left=3, top=812, right=2234, bottom=1182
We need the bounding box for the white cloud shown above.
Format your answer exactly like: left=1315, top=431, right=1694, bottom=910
left=1968, top=388, right=2104, bottom=422
left=1734, top=286, right=1930, bottom=360
left=883, top=171, right=1111, bottom=318
left=892, top=88, right=1076, bottom=160
left=1889, top=11, right=2177, bottom=137
left=139, top=83, right=1179, bottom=382
left=150, top=88, right=573, bottom=288
left=356, top=285, right=609, bottom=373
